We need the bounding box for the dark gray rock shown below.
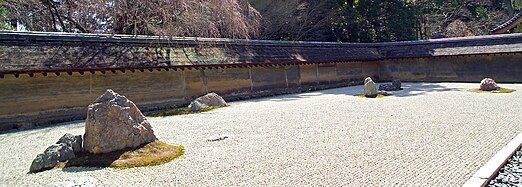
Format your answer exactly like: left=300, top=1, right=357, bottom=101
left=30, top=154, right=47, bottom=173
left=378, top=84, right=395, bottom=91
left=29, top=143, right=75, bottom=173
left=392, top=80, right=402, bottom=90
left=57, top=133, right=83, bottom=153
left=379, top=80, right=402, bottom=91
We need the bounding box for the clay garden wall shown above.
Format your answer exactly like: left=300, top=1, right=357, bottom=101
left=0, top=32, right=521, bottom=131
left=0, top=62, right=377, bottom=130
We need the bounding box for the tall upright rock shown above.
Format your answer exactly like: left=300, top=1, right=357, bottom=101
left=364, top=77, right=378, bottom=97
left=84, top=90, right=157, bottom=154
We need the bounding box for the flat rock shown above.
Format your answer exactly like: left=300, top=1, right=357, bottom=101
left=84, top=90, right=157, bottom=154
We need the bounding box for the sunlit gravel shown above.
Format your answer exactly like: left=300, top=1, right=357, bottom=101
left=0, top=83, right=521, bottom=186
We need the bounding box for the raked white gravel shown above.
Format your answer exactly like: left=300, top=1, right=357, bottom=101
left=1, top=83, right=521, bottom=186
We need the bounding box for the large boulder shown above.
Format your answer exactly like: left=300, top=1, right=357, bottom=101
left=364, top=77, right=378, bottom=97
left=29, top=143, right=75, bottom=173
left=84, top=90, right=157, bottom=154
left=480, top=78, right=499, bottom=91
left=189, top=93, right=228, bottom=112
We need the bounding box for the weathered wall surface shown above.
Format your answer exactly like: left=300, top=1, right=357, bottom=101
left=0, top=62, right=375, bottom=131
left=380, top=53, right=522, bottom=82
left=0, top=32, right=521, bottom=131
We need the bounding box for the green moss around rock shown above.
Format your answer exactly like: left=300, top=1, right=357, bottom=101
left=148, top=106, right=221, bottom=117
left=468, top=87, right=516, bottom=93
left=64, top=141, right=184, bottom=169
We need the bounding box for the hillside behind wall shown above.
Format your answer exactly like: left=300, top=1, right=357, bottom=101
left=0, top=32, right=521, bottom=131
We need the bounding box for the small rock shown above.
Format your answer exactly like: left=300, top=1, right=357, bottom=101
left=57, top=133, right=83, bottom=153
left=207, top=135, right=229, bottom=142
left=480, top=78, right=499, bottom=91
left=364, top=77, right=378, bottom=98
left=189, top=93, right=228, bottom=112
left=29, top=143, right=75, bottom=173
left=84, top=90, right=157, bottom=154
left=189, top=100, right=205, bottom=112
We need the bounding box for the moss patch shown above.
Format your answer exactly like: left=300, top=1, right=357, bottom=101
left=148, top=106, right=221, bottom=117
left=355, top=94, right=388, bottom=98
left=469, top=87, right=516, bottom=93
left=65, top=141, right=184, bottom=169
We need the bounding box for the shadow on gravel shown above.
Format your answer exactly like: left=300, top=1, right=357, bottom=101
left=321, top=83, right=462, bottom=97
left=248, top=83, right=463, bottom=102
left=390, top=83, right=464, bottom=97
left=255, top=92, right=329, bottom=102
left=0, top=121, right=84, bottom=136
left=61, top=166, right=103, bottom=173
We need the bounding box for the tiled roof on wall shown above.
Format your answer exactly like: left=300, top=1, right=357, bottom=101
left=0, top=31, right=521, bottom=74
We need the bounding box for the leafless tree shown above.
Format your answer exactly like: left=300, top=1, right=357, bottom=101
left=250, top=0, right=337, bottom=41
left=1, top=0, right=261, bottom=38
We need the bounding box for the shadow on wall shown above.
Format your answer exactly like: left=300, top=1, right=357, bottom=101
left=249, top=82, right=464, bottom=102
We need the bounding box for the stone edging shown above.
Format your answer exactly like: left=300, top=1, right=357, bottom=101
left=463, top=132, right=522, bottom=187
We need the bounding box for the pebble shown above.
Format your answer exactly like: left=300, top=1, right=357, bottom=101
left=489, top=148, right=522, bottom=186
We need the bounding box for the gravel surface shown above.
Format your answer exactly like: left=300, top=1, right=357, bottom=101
left=489, top=147, right=522, bottom=186
left=0, top=83, right=521, bottom=186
